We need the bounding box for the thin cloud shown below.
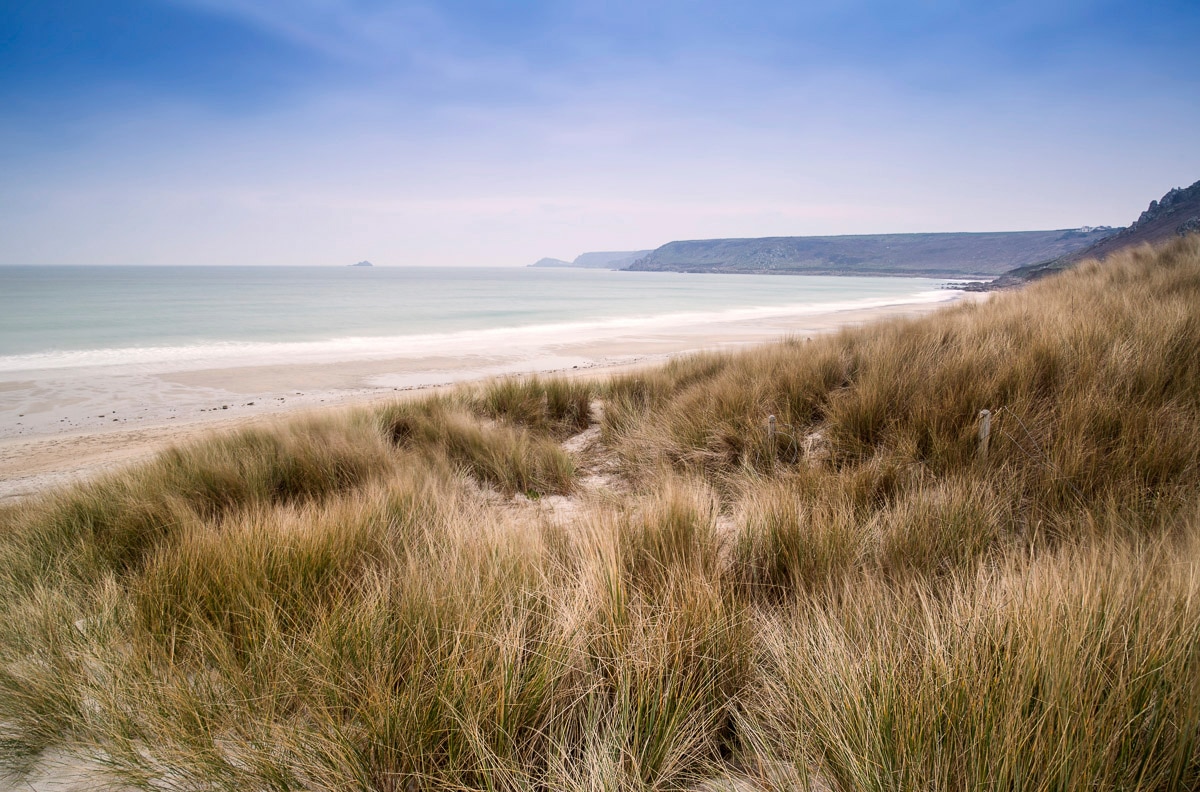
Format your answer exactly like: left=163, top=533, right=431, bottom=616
left=1, top=0, right=1198, bottom=265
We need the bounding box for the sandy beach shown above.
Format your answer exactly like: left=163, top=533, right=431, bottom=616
left=0, top=295, right=970, bottom=502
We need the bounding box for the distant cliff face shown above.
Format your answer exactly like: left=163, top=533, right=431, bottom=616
left=983, top=178, right=1200, bottom=288
left=625, top=230, right=1117, bottom=278
left=529, top=251, right=651, bottom=269
left=571, top=250, right=652, bottom=269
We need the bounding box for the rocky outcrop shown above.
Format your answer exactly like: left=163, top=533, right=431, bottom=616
left=978, top=178, right=1200, bottom=289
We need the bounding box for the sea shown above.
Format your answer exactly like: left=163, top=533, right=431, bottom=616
left=0, top=266, right=954, bottom=373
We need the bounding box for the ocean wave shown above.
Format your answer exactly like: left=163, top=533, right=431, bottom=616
left=0, top=289, right=956, bottom=375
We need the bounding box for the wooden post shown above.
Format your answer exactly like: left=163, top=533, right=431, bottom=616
left=978, top=409, right=992, bottom=461
left=767, top=415, right=777, bottom=452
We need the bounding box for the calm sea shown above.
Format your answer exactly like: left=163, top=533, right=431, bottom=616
left=0, top=266, right=951, bottom=372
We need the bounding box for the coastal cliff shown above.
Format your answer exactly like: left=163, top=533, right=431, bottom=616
left=529, top=250, right=652, bottom=269
left=981, top=179, right=1200, bottom=288
left=624, top=229, right=1117, bottom=277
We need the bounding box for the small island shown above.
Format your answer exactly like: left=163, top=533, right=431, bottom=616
left=349, top=260, right=373, bottom=267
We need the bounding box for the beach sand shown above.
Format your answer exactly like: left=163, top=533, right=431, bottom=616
left=0, top=295, right=972, bottom=502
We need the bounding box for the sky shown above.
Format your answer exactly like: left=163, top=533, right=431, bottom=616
left=1, top=0, right=1199, bottom=266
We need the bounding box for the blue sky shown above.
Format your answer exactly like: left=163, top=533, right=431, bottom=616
left=1, top=0, right=1198, bottom=266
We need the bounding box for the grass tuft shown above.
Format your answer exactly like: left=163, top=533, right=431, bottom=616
left=379, top=398, right=575, bottom=495
left=474, top=375, right=595, bottom=435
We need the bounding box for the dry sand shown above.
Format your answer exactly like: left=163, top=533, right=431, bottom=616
left=0, top=296, right=972, bottom=502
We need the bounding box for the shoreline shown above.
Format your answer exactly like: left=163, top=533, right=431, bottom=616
left=0, top=294, right=976, bottom=502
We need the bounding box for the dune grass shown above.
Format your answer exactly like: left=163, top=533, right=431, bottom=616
left=1, top=237, right=1200, bottom=789
left=379, top=395, right=576, bottom=496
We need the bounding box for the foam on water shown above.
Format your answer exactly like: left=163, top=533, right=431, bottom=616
left=0, top=287, right=956, bottom=375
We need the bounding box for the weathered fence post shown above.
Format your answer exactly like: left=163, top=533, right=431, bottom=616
left=767, top=415, right=777, bottom=455
left=978, top=409, right=992, bottom=461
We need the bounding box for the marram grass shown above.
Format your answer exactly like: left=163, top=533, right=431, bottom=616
left=2, top=237, right=1200, bottom=790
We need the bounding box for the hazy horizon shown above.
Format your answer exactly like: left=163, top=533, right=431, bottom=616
left=0, top=226, right=1128, bottom=268
left=3, top=0, right=1199, bottom=267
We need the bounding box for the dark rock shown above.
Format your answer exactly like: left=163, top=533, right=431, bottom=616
left=981, top=177, right=1200, bottom=289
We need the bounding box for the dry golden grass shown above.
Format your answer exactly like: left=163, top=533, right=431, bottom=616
left=1, top=237, right=1199, bottom=790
